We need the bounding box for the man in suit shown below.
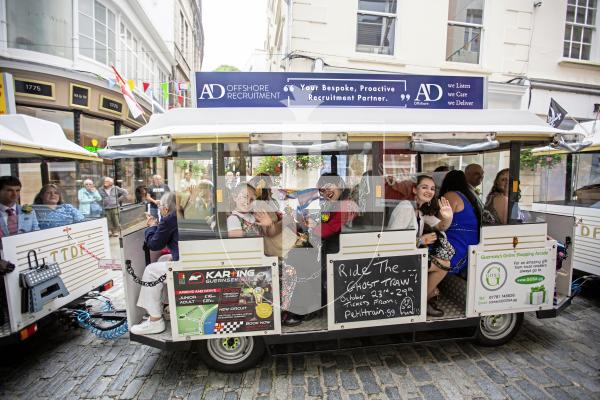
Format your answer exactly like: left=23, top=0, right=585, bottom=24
left=0, top=176, right=40, bottom=236
left=465, top=164, right=485, bottom=210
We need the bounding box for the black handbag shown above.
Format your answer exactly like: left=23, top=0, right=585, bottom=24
left=20, top=250, right=67, bottom=313
left=20, top=250, right=61, bottom=288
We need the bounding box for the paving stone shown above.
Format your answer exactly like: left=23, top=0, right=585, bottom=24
left=340, top=370, right=360, bottom=390
left=120, top=378, right=145, bottom=400
left=224, top=391, right=239, bottom=400
left=87, top=376, right=112, bottom=398
left=348, top=394, right=365, bottom=400
left=543, top=367, right=572, bottom=387
left=562, top=385, right=594, bottom=400
left=546, top=386, right=576, bottom=400
left=104, top=355, right=128, bottom=376
left=307, top=376, right=323, bottom=397
left=356, top=366, right=381, bottom=394
left=504, top=385, right=529, bottom=400
left=257, top=368, right=272, bottom=394
left=475, top=377, right=507, bottom=400
left=475, top=360, right=507, bottom=384
left=417, top=384, right=444, bottom=400
left=561, top=369, right=600, bottom=392
left=138, top=373, right=162, bottom=400
left=408, top=366, right=431, bottom=382
left=384, top=386, right=401, bottom=400
left=323, top=366, right=337, bottom=387
left=107, top=365, right=136, bottom=395
left=205, top=389, right=224, bottom=400
left=135, top=354, right=160, bottom=378
left=291, top=385, right=306, bottom=399
left=514, top=379, right=550, bottom=400
left=326, top=388, right=342, bottom=400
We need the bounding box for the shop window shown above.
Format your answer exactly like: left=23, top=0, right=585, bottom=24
left=356, top=0, right=397, bottom=55
left=6, top=0, right=73, bottom=59
left=446, top=0, right=484, bottom=64
left=563, top=0, right=598, bottom=61
left=78, top=0, right=116, bottom=66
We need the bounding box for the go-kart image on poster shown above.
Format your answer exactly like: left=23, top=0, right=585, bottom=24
left=171, top=265, right=278, bottom=338
left=474, top=248, right=556, bottom=314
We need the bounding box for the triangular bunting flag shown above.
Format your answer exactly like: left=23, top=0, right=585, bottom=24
left=112, top=66, right=144, bottom=119
left=177, top=95, right=184, bottom=106
left=128, top=80, right=135, bottom=92
left=161, top=82, right=169, bottom=101
left=143, top=82, right=150, bottom=92
left=107, top=78, right=116, bottom=89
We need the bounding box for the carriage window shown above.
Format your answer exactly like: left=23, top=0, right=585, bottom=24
left=173, top=143, right=216, bottom=237
left=573, top=153, right=600, bottom=207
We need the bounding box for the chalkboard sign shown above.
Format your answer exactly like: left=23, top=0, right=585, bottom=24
left=332, top=255, right=422, bottom=326
left=14, top=78, right=54, bottom=100
left=99, top=95, right=123, bottom=115
left=170, top=265, right=278, bottom=339
left=70, top=84, right=90, bottom=108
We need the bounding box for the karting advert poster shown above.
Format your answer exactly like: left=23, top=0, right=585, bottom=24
left=171, top=266, right=279, bottom=339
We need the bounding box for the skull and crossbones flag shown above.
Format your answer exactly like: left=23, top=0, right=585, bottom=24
left=547, top=98, right=568, bottom=128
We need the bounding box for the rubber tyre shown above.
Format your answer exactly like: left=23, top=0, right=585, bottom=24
left=475, top=312, right=524, bottom=347
left=197, top=336, right=265, bottom=372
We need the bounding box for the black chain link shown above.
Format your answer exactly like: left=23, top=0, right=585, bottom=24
left=126, top=264, right=166, bottom=287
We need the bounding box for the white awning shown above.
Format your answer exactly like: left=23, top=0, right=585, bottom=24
left=106, top=107, right=566, bottom=149
left=532, top=120, right=600, bottom=154
left=0, top=114, right=99, bottom=161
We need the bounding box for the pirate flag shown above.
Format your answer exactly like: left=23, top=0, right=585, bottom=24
left=547, top=98, right=568, bottom=128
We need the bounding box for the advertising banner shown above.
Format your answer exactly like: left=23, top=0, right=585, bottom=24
left=170, top=265, right=280, bottom=339
left=474, top=248, right=555, bottom=314
left=196, top=72, right=485, bottom=109
left=327, top=253, right=427, bottom=330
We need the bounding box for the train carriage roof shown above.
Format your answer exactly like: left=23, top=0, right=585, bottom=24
left=0, top=114, right=99, bottom=161
left=106, top=107, right=565, bottom=149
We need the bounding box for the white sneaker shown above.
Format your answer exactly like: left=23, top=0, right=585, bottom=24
left=130, top=318, right=165, bottom=335
left=163, top=304, right=171, bottom=321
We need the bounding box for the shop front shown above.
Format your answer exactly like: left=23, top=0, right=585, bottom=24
left=0, top=68, right=165, bottom=206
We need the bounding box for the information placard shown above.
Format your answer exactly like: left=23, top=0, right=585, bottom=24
left=170, top=265, right=280, bottom=339
left=474, top=248, right=556, bottom=314
left=329, top=254, right=425, bottom=329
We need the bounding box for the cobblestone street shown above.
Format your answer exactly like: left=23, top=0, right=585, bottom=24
left=1, top=270, right=599, bottom=400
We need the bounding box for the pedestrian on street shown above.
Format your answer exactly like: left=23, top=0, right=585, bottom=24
left=78, top=179, right=103, bottom=218
left=147, top=175, right=170, bottom=219
left=100, top=177, right=128, bottom=237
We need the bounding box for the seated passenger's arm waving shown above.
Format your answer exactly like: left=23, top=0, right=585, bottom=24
left=436, top=197, right=453, bottom=231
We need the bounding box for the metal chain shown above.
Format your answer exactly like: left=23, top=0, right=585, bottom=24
left=126, top=264, right=166, bottom=287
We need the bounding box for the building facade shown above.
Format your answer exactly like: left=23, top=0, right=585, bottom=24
left=264, top=0, right=600, bottom=122
left=139, top=0, right=204, bottom=108
left=0, top=0, right=203, bottom=204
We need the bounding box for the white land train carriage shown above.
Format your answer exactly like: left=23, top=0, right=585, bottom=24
left=104, top=107, right=577, bottom=372
left=532, top=120, right=600, bottom=276
left=0, top=114, right=114, bottom=344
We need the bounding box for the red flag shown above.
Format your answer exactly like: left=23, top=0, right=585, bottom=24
left=142, top=82, right=150, bottom=92
left=111, top=65, right=144, bottom=119
left=177, top=95, right=184, bottom=106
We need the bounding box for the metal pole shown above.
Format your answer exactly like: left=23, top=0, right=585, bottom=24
left=508, top=141, right=522, bottom=224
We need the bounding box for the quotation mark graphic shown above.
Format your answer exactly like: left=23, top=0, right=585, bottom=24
left=400, top=94, right=411, bottom=101
left=283, top=85, right=295, bottom=92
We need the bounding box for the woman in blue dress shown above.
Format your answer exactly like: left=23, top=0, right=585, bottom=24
left=439, top=170, right=481, bottom=279
left=33, top=184, right=85, bottom=230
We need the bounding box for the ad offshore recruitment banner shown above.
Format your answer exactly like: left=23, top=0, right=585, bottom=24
left=195, top=72, right=485, bottom=109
